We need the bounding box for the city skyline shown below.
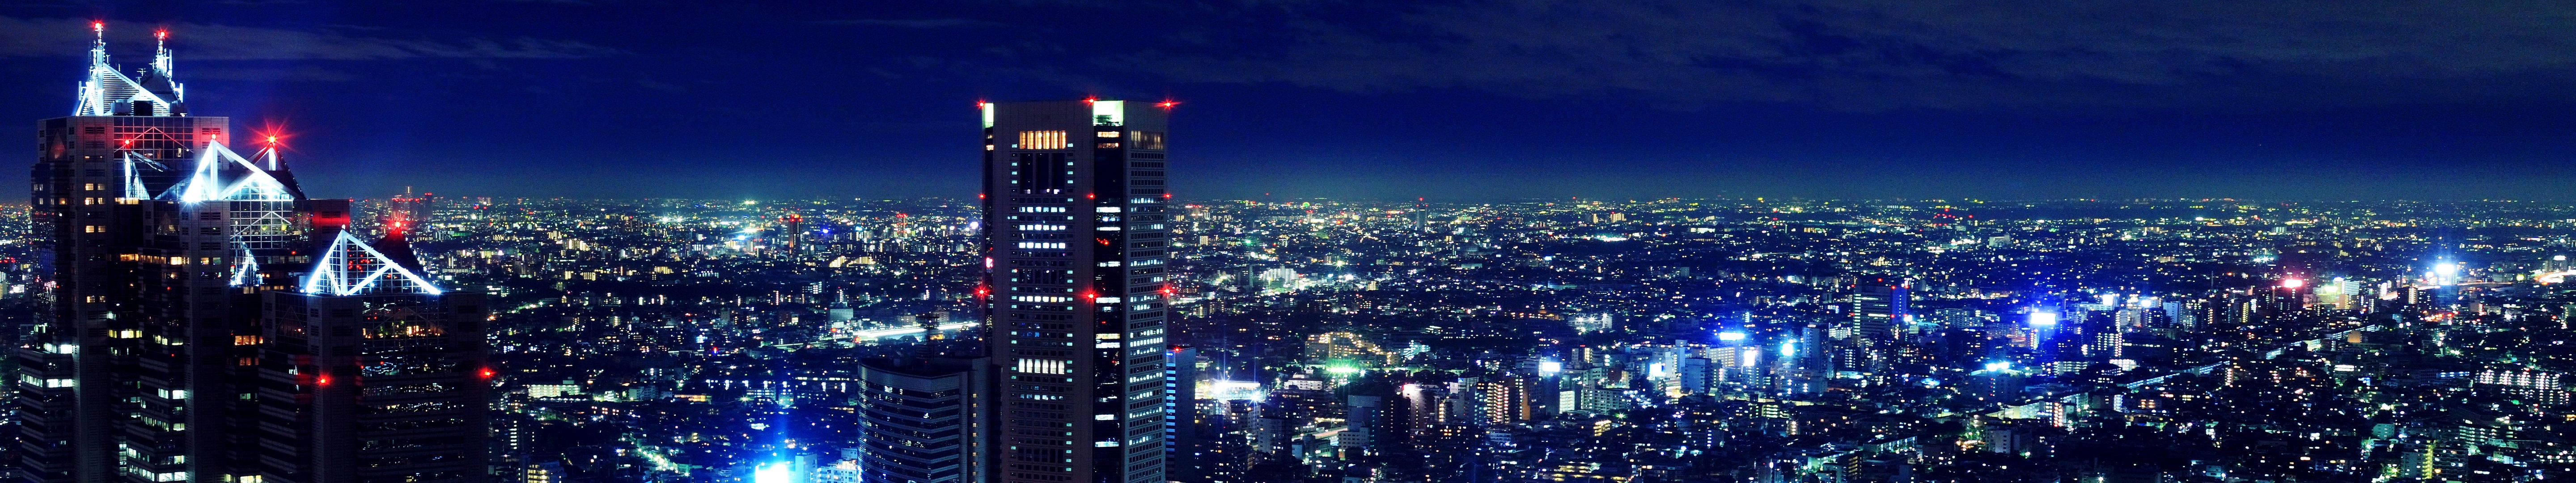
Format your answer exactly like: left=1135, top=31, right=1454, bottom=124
left=7, top=5, right=2576, bottom=483
left=3, top=2, right=2576, bottom=202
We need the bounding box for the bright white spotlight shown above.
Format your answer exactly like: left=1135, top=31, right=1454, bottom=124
left=2028, top=311, right=2059, bottom=326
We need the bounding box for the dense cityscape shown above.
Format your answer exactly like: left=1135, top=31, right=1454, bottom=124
left=9, top=9, right=2576, bottom=483
left=11, top=187, right=2576, bottom=481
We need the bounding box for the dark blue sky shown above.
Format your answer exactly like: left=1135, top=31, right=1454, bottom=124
left=6, top=0, right=2576, bottom=201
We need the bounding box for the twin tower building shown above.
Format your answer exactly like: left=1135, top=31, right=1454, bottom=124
left=17, top=25, right=488, bottom=483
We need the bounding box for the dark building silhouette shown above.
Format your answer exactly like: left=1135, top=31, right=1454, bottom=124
left=856, top=358, right=990, bottom=483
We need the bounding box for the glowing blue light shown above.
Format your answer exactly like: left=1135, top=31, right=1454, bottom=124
left=753, top=461, right=796, bottom=483
left=1778, top=341, right=1796, bottom=358
left=2028, top=311, right=2059, bottom=326
left=1983, top=361, right=2011, bottom=372
left=1716, top=331, right=1747, bottom=342
left=1537, top=360, right=1563, bottom=377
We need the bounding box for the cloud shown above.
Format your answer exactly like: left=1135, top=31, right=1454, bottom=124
left=809, top=18, right=1006, bottom=29
left=0, top=16, right=623, bottom=61
left=1091, top=0, right=2576, bottom=110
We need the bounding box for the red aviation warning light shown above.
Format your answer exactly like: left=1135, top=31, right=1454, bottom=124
left=479, top=368, right=496, bottom=379
left=91, top=21, right=103, bottom=34
left=154, top=29, right=167, bottom=41
left=1157, top=100, right=1178, bottom=109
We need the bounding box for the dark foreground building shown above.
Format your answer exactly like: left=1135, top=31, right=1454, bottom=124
left=856, top=358, right=989, bottom=483
left=976, top=99, right=1175, bottom=483
left=16, top=24, right=487, bottom=483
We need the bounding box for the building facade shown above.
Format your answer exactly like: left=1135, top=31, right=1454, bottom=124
left=254, top=231, right=489, bottom=483
left=978, top=99, right=1174, bottom=483
left=856, top=358, right=990, bottom=483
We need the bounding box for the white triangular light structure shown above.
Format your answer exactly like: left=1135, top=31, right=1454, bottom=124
left=168, top=141, right=294, bottom=203
left=303, top=232, right=442, bottom=296
left=118, top=152, right=165, bottom=199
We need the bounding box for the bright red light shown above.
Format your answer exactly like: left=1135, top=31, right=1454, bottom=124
left=1083, top=97, right=1097, bottom=104
left=1085, top=193, right=1096, bottom=199
left=316, top=375, right=330, bottom=386
left=1157, top=101, right=1177, bottom=109
left=91, top=21, right=103, bottom=33
left=155, top=30, right=167, bottom=40
left=479, top=368, right=496, bottom=379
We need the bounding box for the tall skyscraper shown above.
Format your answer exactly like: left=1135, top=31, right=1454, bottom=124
left=20, top=24, right=233, bottom=483
left=977, top=99, right=1173, bottom=483
left=17, top=24, right=485, bottom=483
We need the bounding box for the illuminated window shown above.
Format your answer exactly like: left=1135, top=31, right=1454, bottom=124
left=1133, top=131, right=1166, bottom=150
left=1017, top=131, right=1068, bottom=150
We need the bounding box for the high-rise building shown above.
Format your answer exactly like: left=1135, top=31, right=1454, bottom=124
left=978, top=99, right=1174, bottom=483
left=254, top=229, right=489, bottom=483
left=19, top=24, right=237, bottom=483
left=856, top=358, right=991, bottom=483
left=17, top=24, right=484, bottom=483
left=1162, top=347, right=1199, bottom=481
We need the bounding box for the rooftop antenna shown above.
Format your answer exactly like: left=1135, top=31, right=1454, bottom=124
left=89, top=21, right=107, bottom=66
left=153, top=29, right=172, bottom=77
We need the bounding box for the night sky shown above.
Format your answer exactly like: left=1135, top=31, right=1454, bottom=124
left=5, top=1, right=2576, bottom=202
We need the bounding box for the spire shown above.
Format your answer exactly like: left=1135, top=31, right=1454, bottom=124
left=152, top=29, right=172, bottom=79
left=89, top=21, right=106, bottom=66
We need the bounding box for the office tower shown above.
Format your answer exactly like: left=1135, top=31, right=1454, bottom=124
left=254, top=229, right=489, bottom=483
left=20, top=24, right=235, bottom=483
left=18, top=25, right=487, bottom=483
left=856, top=358, right=990, bottom=483
left=978, top=99, right=1173, bottom=483
left=1851, top=277, right=1906, bottom=343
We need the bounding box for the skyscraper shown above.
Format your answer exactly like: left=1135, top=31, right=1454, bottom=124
left=977, top=99, right=1173, bottom=483
left=254, top=229, right=489, bottom=483
left=20, top=24, right=234, bottom=483
left=17, top=24, right=485, bottom=483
